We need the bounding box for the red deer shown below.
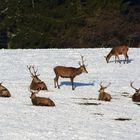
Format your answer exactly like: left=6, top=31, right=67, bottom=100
left=27, top=66, right=48, bottom=91
left=0, top=83, right=11, bottom=97
left=130, top=81, right=140, bottom=102
left=30, top=91, right=55, bottom=106
left=54, top=55, right=88, bottom=90
left=98, top=82, right=112, bottom=101
left=105, top=45, right=129, bottom=63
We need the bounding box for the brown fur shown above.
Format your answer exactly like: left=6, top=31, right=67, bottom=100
left=54, top=55, right=88, bottom=90
left=30, top=78, right=47, bottom=90
left=105, top=45, right=129, bottom=63
left=54, top=65, right=88, bottom=90
left=27, top=66, right=48, bottom=91
left=30, top=92, right=55, bottom=106
left=98, top=82, right=112, bottom=101
left=130, top=82, right=140, bottom=102
left=0, top=84, right=11, bottom=97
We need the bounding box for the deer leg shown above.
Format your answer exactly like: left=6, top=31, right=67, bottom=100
left=126, top=54, right=129, bottom=63
left=54, top=75, right=60, bottom=89
left=70, top=77, right=75, bottom=90
left=57, top=77, right=60, bottom=89
left=124, top=54, right=129, bottom=63
left=115, top=55, right=116, bottom=63
left=56, top=76, right=60, bottom=89
left=124, top=55, right=126, bottom=63
left=115, top=56, right=117, bottom=63
left=116, top=55, right=120, bottom=63
left=54, top=77, right=57, bottom=88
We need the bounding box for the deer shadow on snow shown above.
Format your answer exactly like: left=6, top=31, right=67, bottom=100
left=60, top=81, right=95, bottom=88
left=108, top=58, right=133, bottom=64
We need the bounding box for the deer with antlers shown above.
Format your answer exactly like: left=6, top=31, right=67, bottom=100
left=0, top=83, right=11, bottom=97
left=30, top=90, right=55, bottom=106
left=130, top=82, right=140, bottom=102
left=27, top=66, right=48, bottom=91
left=54, top=55, right=88, bottom=90
left=104, top=45, right=129, bottom=63
left=98, top=82, right=112, bottom=101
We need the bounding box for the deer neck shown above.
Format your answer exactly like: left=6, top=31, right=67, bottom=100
left=31, top=93, right=36, bottom=99
left=0, top=85, right=6, bottom=90
left=33, top=77, right=41, bottom=83
left=135, top=90, right=140, bottom=96
left=100, top=91, right=105, bottom=95
left=74, top=67, right=83, bottom=76
left=31, top=78, right=41, bottom=86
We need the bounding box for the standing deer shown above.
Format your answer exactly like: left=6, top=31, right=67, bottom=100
left=54, top=55, right=88, bottom=90
left=98, top=82, right=112, bottom=101
left=27, top=66, right=48, bottom=91
left=130, top=81, right=140, bottom=102
left=104, top=45, right=129, bottom=63
left=30, top=90, right=55, bottom=106
left=0, top=83, right=11, bottom=97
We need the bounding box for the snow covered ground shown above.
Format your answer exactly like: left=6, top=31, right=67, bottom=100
left=0, top=48, right=140, bottom=140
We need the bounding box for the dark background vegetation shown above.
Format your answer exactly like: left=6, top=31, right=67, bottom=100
left=0, top=0, right=140, bottom=49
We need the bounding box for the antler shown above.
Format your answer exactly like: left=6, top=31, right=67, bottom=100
left=79, top=55, right=86, bottom=66
left=27, top=65, right=34, bottom=76
left=105, top=82, right=111, bottom=88
left=100, top=81, right=103, bottom=88
left=27, top=65, right=40, bottom=76
left=100, top=82, right=111, bottom=89
left=32, top=66, right=40, bottom=76
left=130, top=81, right=138, bottom=91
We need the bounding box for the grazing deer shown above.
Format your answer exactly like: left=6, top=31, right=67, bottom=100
left=54, top=55, right=88, bottom=90
left=30, top=90, right=55, bottom=106
left=27, top=66, right=48, bottom=91
left=98, top=82, right=112, bottom=101
left=104, top=45, right=129, bottom=63
left=130, top=81, right=140, bottom=102
left=0, top=83, right=11, bottom=97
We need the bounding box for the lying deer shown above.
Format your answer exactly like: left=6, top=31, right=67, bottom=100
left=30, top=90, right=55, bottom=106
left=98, top=82, right=112, bottom=101
left=0, top=83, right=11, bottom=97
left=54, top=55, right=88, bottom=90
left=27, top=65, right=48, bottom=91
left=104, top=45, right=129, bottom=63
left=130, top=81, right=140, bottom=102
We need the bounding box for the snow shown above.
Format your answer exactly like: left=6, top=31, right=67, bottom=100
left=0, top=48, right=140, bottom=140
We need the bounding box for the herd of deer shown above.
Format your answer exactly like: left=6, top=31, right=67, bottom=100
left=0, top=45, right=140, bottom=106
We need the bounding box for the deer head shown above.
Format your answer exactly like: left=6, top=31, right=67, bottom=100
left=130, top=81, right=140, bottom=93
left=27, top=65, right=40, bottom=81
left=30, top=90, right=39, bottom=99
left=130, top=81, right=140, bottom=102
left=27, top=65, right=48, bottom=91
left=78, top=55, right=88, bottom=73
left=99, top=82, right=111, bottom=93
